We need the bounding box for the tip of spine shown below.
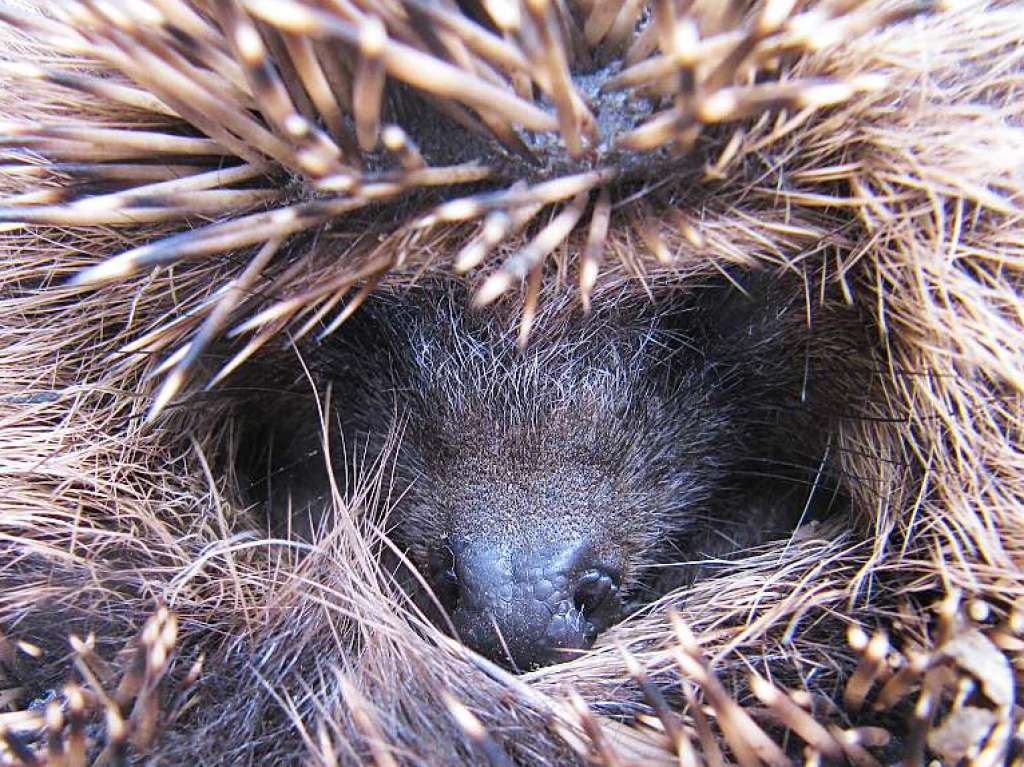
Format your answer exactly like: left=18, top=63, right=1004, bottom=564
left=67, top=255, right=137, bottom=286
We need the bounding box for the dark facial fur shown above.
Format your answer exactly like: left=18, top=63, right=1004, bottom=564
left=245, top=276, right=860, bottom=670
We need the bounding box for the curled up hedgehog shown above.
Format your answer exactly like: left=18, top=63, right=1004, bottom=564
left=1, top=0, right=1023, bottom=764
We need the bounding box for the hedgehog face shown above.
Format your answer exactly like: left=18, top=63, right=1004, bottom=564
left=393, top=400, right=715, bottom=670
left=260, top=277, right=842, bottom=670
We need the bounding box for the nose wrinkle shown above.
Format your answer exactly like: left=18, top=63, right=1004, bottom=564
left=456, top=579, right=589, bottom=669
left=450, top=541, right=616, bottom=668
left=457, top=547, right=575, bottom=622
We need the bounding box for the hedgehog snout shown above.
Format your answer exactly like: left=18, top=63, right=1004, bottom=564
left=435, top=538, right=622, bottom=670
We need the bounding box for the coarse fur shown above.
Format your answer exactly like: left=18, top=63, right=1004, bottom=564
left=0, top=1, right=1023, bottom=765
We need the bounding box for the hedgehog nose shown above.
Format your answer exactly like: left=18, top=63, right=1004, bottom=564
left=442, top=540, right=622, bottom=671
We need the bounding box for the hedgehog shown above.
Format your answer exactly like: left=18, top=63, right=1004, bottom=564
left=0, top=1, right=1023, bottom=766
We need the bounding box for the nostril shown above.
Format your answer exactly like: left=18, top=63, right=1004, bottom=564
left=573, top=569, right=619, bottom=617
left=428, top=545, right=461, bottom=612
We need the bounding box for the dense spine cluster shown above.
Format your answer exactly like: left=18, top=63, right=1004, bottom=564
left=0, top=0, right=944, bottom=417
